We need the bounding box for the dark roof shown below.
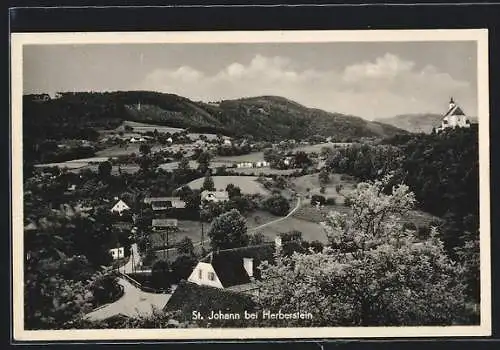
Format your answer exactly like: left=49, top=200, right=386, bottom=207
left=164, top=281, right=256, bottom=316
left=444, top=105, right=466, bottom=117
left=202, top=243, right=303, bottom=288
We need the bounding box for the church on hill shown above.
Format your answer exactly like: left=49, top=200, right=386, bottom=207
left=436, top=97, right=471, bottom=132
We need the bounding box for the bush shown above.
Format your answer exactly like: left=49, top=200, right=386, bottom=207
left=325, top=197, right=336, bottom=205
left=311, top=195, right=326, bottom=206
left=402, top=222, right=418, bottom=232
left=263, top=194, right=291, bottom=216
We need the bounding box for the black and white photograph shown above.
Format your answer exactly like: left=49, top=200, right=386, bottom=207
left=11, top=29, right=491, bottom=340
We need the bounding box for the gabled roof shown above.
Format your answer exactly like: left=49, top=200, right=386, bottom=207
left=444, top=105, right=466, bottom=117
left=202, top=242, right=304, bottom=288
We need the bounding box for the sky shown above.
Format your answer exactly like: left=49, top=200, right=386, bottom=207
left=23, top=41, right=478, bottom=120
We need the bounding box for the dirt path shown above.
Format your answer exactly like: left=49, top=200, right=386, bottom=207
left=248, top=195, right=302, bottom=232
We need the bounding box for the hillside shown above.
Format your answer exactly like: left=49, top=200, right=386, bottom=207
left=379, top=113, right=479, bottom=134
left=23, top=91, right=408, bottom=145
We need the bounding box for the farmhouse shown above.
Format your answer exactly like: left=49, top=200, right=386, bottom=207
left=436, top=97, right=471, bottom=132
left=110, top=199, right=131, bottom=215
left=187, top=243, right=275, bottom=289
left=144, top=196, right=186, bottom=211
left=201, top=190, right=230, bottom=203
left=187, top=237, right=300, bottom=291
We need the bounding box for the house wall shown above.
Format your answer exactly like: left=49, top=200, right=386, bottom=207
left=243, top=258, right=254, bottom=277
left=187, top=262, right=224, bottom=289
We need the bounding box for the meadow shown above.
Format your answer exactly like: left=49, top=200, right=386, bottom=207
left=185, top=176, right=270, bottom=195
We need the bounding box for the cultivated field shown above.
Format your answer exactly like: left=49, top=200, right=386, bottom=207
left=185, top=176, right=270, bottom=195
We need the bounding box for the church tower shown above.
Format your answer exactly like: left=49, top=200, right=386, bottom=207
left=436, top=97, right=470, bottom=132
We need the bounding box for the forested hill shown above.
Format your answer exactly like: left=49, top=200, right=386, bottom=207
left=23, top=92, right=408, bottom=143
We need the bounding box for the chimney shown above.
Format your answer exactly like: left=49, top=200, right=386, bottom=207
left=243, top=257, right=254, bottom=278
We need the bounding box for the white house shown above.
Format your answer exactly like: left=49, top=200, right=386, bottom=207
left=110, top=199, right=131, bottom=215
left=223, top=139, right=232, bottom=146
left=201, top=190, right=230, bottom=203
left=109, top=247, right=125, bottom=260
left=187, top=238, right=284, bottom=289
left=437, top=97, right=471, bottom=132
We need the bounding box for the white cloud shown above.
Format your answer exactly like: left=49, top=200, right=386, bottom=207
left=138, top=53, right=474, bottom=119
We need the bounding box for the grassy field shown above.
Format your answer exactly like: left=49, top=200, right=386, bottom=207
left=122, top=121, right=185, bottom=134
left=214, top=152, right=265, bottom=163
left=96, top=144, right=166, bottom=157
left=292, top=142, right=353, bottom=154
left=291, top=173, right=357, bottom=204
left=185, top=176, right=270, bottom=195
left=254, top=216, right=329, bottom=243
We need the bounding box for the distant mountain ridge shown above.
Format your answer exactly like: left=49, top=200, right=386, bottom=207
left=23, top=91, right=408, bottom=143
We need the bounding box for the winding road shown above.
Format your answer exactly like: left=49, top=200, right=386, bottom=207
left=85, top=278, right=175, bottom=321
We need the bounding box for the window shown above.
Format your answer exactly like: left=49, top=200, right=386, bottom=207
left=198, top=269, right=202, bottom=279
left=208, top=272, right=216, bottom=281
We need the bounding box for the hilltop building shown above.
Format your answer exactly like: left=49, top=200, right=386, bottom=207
left=436, top=97, right=471, bottom=132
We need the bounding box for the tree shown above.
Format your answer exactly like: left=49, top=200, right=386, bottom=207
left=294, top=151, right=312, bottom=168
left=139, top=144, right=151, bottom=156
left=98, top=161, right=112, bottom=179
left=311, top=194, right=326, bottom=206
left=249, top=232, right=266, bottom=245
left=319, top=169, right=330, bottom=185
left=151, top=260, right=173, bottom=289
left=176, top=237, right=195, bottom=256
left=178, top=157, right=190, bottom=171
left=202, top=171, right=215, bottom=191
left=208, top=209, right=249, bottom=250
left=197, top=151, right=211, bottom=173
left=256, top=176, right=471, bottom=326
left=171, top=255, right=197, bottom=282
left=226, top=183, right=242, bottom=199
left=263, top=194, right=290, bottom=216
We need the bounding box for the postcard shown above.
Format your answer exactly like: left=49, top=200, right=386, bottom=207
left=11, top=29, right=491, bottom=341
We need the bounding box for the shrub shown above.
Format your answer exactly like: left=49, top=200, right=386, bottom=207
left=325, top=197, right=336, bottom=205
left=311, top=195, right=326, bottom=206
left=263, top=194, right=291, bottom=216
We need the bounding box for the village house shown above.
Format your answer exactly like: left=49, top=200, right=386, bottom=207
left=109, top=247, right=125, bottom=260
left=110, top=199, right=131, bottom=215
left=144, top=197, right=186, bottom=211
left=201, top=190, right=230, bottom=203
left=187, top=237, right=295, bottom=292
left=436, top=97, right=471, bottom=132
